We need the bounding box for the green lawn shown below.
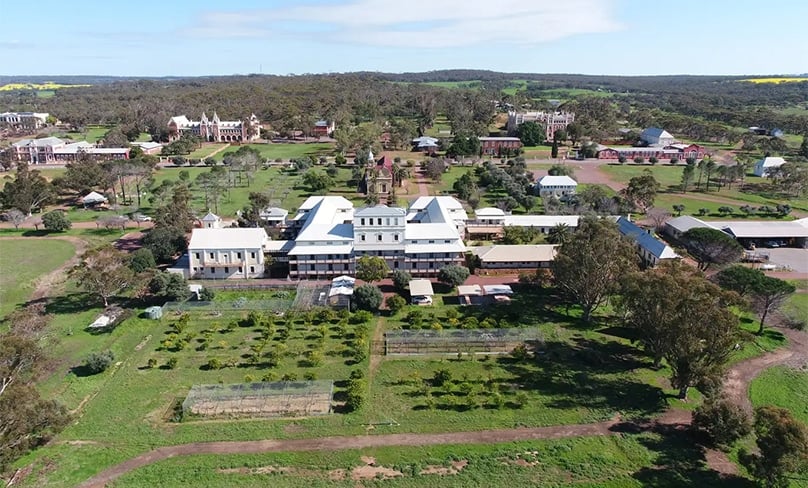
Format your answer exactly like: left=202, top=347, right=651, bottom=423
left=216, top=143, right=335, bottom=161
left=0, top=238, right=75, bottom=317
left=750, top=366, right=808, bottom=424
left=187, top=143, right=228, bottom=159
left=109, top=433, right=745, bottom=488
left=149, top=165, right=364, bottom=217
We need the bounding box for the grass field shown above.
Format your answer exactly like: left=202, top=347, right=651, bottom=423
left=216, top=143, right=335, bottom=161
left=0, top=238, right=75, bottom=317
left=750, top=366, right=808, bottom=424
left=108, top=432, right=744, bottom=488
left=187, top=143, right=228, bottom=159
left=149, top=165, right=366, bottom=217
left=599, top=164, right=807, bottom=216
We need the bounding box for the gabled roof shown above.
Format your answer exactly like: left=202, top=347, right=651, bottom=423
left=474, top=207, right=505, bottom=218
left=665, top=216, right=716, bottom=233
left=705, top=221, right=808, bottom=239
left=259, top=207, right=288, bottom=219
left=188, top=228, right=269, bottom=250
left=472, top=244, right=557, bottom=263
left=294, top=196, right=355, bottom=242
left=641, top=127, right=674, bottom=140
left=200, top=212, right=220, bottom=222
left=82, top=191, right=107, bottom=203
left=756, top=156, right=786, bottom=168
left=12, top=137, right=64, bottom=148
left=537, top=175, right=577, bottom=187
left=617, top=217, right=678, bottom=259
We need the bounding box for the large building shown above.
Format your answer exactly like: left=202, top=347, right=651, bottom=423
left=0, top=111, right=49, bottom=130
left=9, top=137, right=130, bottom=164
left=506, top=111, right=575, bottom=140
left=596, top=143, right=706, bottom=161
left=168, top=112, right=260, bottom=142
left=535, top=175, right=578, bottom=198
left=284, top=196, right=467, bottom=279
left=188, top=227, right=270, bottom=279
left=479, top=137, right=522, bottom=156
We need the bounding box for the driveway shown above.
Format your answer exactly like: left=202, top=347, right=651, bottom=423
left=764, top=248, right=808, bottom=276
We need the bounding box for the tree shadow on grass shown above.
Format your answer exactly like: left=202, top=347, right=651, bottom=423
left=499, top=338, right=668, bottom=419
left=41, top=292, right=98, bottom=315
left=630, top=427, right=755, bottom=487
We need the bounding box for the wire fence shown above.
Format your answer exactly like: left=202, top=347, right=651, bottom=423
left=182, top=380, right=334, bottom=419
left=162, top=297, right=294, bottom=315
left=383, top=327, right=544, bottom=355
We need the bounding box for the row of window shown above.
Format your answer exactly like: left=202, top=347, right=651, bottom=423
left=358, top=217, right=402, bottom=226
left=194, top=251, right=256, bottom=260
left=193, top=265, right=256, bottom=274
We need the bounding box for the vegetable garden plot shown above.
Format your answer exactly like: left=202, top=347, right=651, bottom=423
left=383, top=328, right=543, bottom=355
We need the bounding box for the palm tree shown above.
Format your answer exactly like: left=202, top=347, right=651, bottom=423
left=546, top=223, right=572, bottom=245
left=673, top=204, right=685, bottom=216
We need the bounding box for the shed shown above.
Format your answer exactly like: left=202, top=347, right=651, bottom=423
left=457, top=284, right=483, bottom=296
left=483, top=284, right=513, bottom=295
left=82, top=191, right=108, bottom=207
left=144, top=306, right=163, bottom=320
left=409, top=279, right=434, bottom=297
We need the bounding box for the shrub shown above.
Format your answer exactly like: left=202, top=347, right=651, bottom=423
left=281, top=373, right=298, bottom=381
left=437, top=265, right=470, bottom=288
left=391, top=269, right=412, bottom=291
left=198, top=287, right=215, bottom=301
left=303, top=350, right=324, bottom=367
left=352, top=284, right=383, bottom=311
left=206, top=358, right=222, bottom=370
left=147, top=358, right=157, bottom=369
left=692, top=396, right=752, bottom=450
left=334, top=154, right=347, bottom=165
left=84, top=350, right=114, bottom=374
left=385, top=295, right=406, bottom=314
left=511, top=343, right=530, bottom=361
left=633, top=157, right=645, bottom=164
left=345, top=377, right=367, bottom=411
left=350, top=310, right=373, bottom=324
left=432, top=368, right=452, bottom=387
left=42, top=210, right=71, bottom=232
left=166, top=357, right=178, bottom=369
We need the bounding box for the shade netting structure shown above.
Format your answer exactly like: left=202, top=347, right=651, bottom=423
left=182, top=380, right=334, bottom=419
left=383, top=328, right=543, bottom=355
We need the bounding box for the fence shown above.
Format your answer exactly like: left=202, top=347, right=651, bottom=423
left=162, top=297, right=294, bottom=315
left=182, top=380, right=334, bottom=419
left=383, top=327, right=544, bottom=355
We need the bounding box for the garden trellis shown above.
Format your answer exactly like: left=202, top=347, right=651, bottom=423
left=383, top=328, right=543, bottom=355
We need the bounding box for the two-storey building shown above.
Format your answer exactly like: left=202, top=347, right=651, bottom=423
left=188, top=228, right=270, bottom=279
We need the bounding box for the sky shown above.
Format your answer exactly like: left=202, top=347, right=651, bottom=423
left=0, top=0, right=805, bottom=77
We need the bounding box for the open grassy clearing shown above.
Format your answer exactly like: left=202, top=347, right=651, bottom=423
left=600, top=164, right=806, bottom=215
left=108, top=433, right=746, bottom=488
left=0, top=238, right=75, bottom=317
left=187, top=143, right=228, bottom=159
left=750, top=366, right=808, bottom=424
left=216, top=142, right=335, bottom=161
left=148, top=165, right=366, bottom=216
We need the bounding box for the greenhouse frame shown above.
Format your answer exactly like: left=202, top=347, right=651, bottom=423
left=383, top=328, right=543, bottom=355
left=182, top=380, right=334, bottom=419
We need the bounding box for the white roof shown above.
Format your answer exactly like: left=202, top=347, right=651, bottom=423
left=331, top=275, right=356, bottom=286
left=405, top=242, right=466, bottom=254
left=756, top=156, right=786, bottom=168
left=82, top=191, right=107, bottom=203
left=329, top=286, right=354, bottom=297
left=287, top=244, right=353, bottom=256
left=200, top=212, right=220, bottom=222
left=260, top=207, right=288, bottom=219
left=131, top=141, right=162, bottom=150
left=474, top=207, right=505, bottom=218
left=479, top=137, right=521, bottom=142
left=409, top=279, right=434, bottom=297
left=294, top=196, right=355, bottom=242
left=502, top=215, right=580, bottom=228
left=537, top=175, right=577, bottom=187
left=457, top=284, right=482, bottom=296
left=264, top=240, right=294, bottom=252
left=705, top=221, right=808, bottom=239
left=407, top=196, right=468, bottom=224
left=665, top=216, right=716, bottom=233
left=472, top=244, right=557, bottom=263
left=188, top=228, right=268, bottom=250
left=405, top=223, right=462, bottom=240
left=483, top=284, right=513, bottom=295
left=12, top=137, right=64, bottom=148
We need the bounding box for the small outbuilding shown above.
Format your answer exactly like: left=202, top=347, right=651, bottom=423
left=409, top=279, right=434, bottom=305
left=753, top=156, right=787, bottom=177
left=81, top=191, right=108, bottom=208
left=144, top=306, right=163, bottom=320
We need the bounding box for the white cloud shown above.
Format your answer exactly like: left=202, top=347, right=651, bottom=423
left=184, top=0, right=621, bottom=47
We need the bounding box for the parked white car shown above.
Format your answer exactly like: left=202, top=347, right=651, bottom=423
left=412, top=295, right=433, bottom=305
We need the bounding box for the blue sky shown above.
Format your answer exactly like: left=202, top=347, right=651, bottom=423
left=0, top=0, right=805, bottom=77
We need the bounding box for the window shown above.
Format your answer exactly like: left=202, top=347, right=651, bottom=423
left=360, top=234, right=366, bottom=241
left=377, top=218, right=382, bottom=225
left=237, top=252, right=242, bottom=259
left=238, top=267, right=243, bottom=273
left=377, top=234, right=383, bottom=242
left=195, top=252, right=200, bottom=260
left=224, top=267, right=229, bottom=273
left=251, top=252, right=256, bottom=259
left=209, top=252, right=214, bottom=259
left=310, top=264, right=315, bottom=271
left=394, top=261, right=399, bottom=269
left=250, top=266, right=255, bottom=273
left=394, top=234, right=399, bottom=241
left=200, top=267, right=204, bottom=273
left=360, top=218, right=365, bottom=225
left=428, top=240, right=435, bottom=244
left=192, top=267, right=197, bottom=272
left=386, top=218, right=390, bottom=225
